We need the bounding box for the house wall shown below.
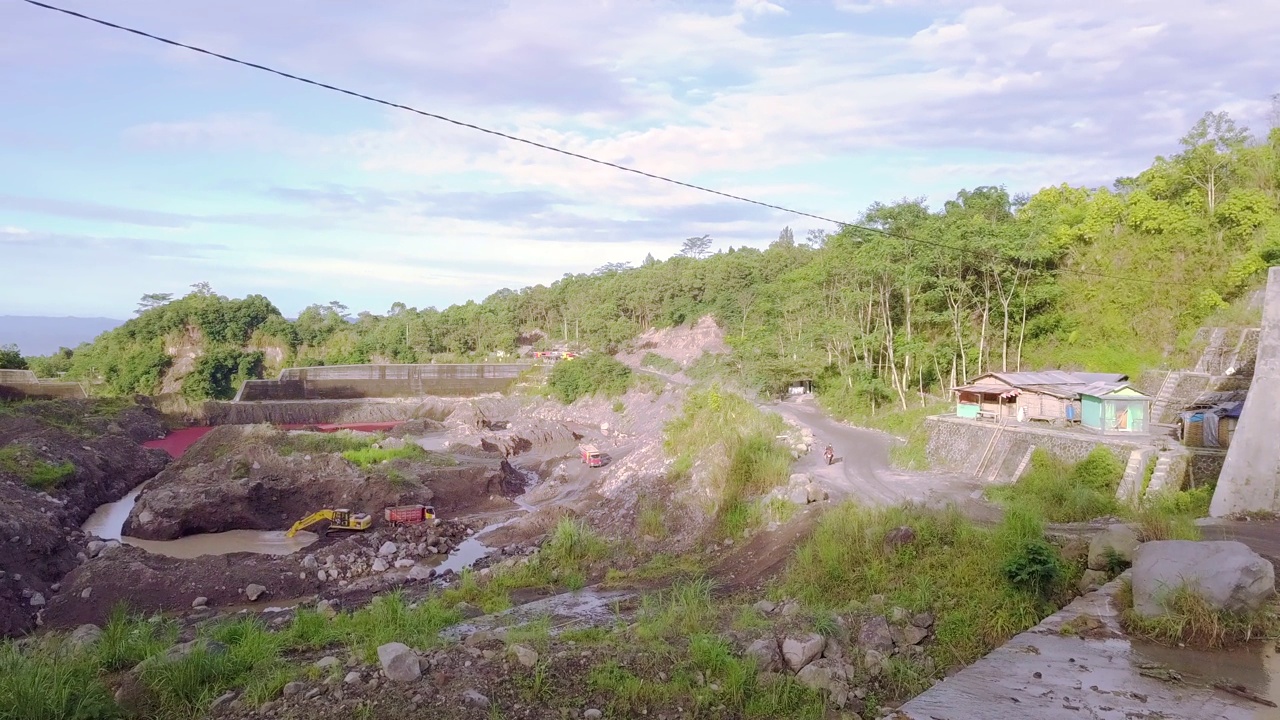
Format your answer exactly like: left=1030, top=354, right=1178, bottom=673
left=1017, top=392, right=1067, bottom=420
left=1081, top=396, right=1102, bottom=428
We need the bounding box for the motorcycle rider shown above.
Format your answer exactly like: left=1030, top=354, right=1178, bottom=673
left=824, top=444, right=835, bottom=465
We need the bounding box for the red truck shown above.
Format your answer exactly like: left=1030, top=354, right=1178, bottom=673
left=580, top=444, right=605, bottom=467
left=384, top=504, right=436, bottom=525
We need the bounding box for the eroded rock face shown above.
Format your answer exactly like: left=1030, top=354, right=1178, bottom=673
left=1131, top=540, right=1275, bottom=618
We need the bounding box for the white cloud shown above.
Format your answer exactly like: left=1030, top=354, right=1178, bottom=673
left=7, top=0, right=1280, bottom=314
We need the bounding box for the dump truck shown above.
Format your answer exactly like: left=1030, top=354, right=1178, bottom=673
left=286, top=508, right=372, bottom=538
left=580, top=444, right=605, bottom=467
left=384, top=504, right=436, bottom=525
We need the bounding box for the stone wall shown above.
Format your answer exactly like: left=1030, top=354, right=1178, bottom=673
left=236, top=363, right=538, bottom=401
left=925, top=415, right=1139, bottom=482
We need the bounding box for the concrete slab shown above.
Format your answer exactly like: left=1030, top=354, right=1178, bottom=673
left=895, top=573, right=1280, bottom=720
left=1212, top=267, right=1280, bottom=517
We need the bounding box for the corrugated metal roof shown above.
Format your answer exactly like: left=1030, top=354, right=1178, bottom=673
left=1076, top=381, right=1149, bottom=398
left=986, top=371, right=1128, bottom=386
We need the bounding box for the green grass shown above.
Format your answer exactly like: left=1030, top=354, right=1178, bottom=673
left=0, top=642, right=117, bottom=720
left=341, top=444, right=427, bottom=468
left=634, top=577, right=718, bottom=641
left=783, top=503, right=1079, bottom=680
left=0, top=445, right=76, bottom=490
left=636, top=502, right=668, bottom=539
left=987, top=448, right=1123, bottom=523
left=586, top=632, right=826, bottom=719
left=328, top=592, right=460, bottom=662
left=277, top=431, right=376, bottom=456
left=1118, top=580, right=1279, bottom=648
left=640, top=352, right=681, bottom=374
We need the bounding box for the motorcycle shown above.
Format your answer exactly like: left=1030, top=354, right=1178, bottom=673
left=824, top=447, right=835, bottom=465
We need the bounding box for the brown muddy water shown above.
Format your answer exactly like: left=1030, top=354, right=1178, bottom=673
left=81, top=483, right=318, bottom=559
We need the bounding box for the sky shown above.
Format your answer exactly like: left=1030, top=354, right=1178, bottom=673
left=1, top=0, right=1277, bottom=319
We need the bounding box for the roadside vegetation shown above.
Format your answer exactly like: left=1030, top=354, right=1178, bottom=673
left=784, top=504, right=1080, bottom=679
left=664, top=386, right=792, bottom=536
left=987, top=448, right=1203, bottom=538
left=823, top=400, right=952, bottom=469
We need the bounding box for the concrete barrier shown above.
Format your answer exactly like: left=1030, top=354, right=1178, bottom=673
left=1210, top=267, right=1280, bottom=517
left=235, top=363, right=538, bottom=401
left=0, top=369, right=87, bottom=400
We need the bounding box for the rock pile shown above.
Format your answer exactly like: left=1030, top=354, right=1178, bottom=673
left=298, top=519, right=474, bottom=586
left=750, top=601, right=937, bottom=712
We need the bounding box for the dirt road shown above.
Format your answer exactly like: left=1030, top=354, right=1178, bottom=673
left=768, top=395, right=984, bottom=508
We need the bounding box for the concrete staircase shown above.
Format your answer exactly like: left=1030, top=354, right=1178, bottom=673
left=1149, top=371, right=1212, bottom=424
left=1116, top=449, right=1152, bottom=504
left=1143, top=453, right=1178, bottom=497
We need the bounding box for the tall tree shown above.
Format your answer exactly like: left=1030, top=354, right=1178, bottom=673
left=680, top=235, right=713, bottom=259
left=1179, top=110, right=1251, bottom=214
left=135, top=293, right=173, bottom=315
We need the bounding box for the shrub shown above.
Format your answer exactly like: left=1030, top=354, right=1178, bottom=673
left=640, top=352, right=681, bottom=373
left=988, top=448, right=1122, bottom=522
left=1002, top=539, right=1064, bottom=598
left=547, top=354, right=633, bottom=404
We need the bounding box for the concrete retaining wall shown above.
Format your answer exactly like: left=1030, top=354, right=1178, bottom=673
left=235, top=363, right=537, bottom=401
left=190, top=398, right=461, bottom=426
left=925, top=416, right=1138, bottom=483
left=1211, top=267, right=1280, bottom=516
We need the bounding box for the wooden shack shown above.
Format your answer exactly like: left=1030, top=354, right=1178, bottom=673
left=1179, top=402, right=1243, bottom=448
left=1079, top=383, right=1152, bottom=434
left=953, top=371, right=1127, bottom=423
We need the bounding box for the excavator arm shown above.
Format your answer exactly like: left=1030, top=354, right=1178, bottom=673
left=286, top=509, right=336, bottom=538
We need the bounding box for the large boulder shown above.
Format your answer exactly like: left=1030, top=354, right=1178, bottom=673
left=795, top=658, right=850, bottom=708
left=858, top=615, right=894, bottom=653
left=781, top=633, right=825, bottom=672
left=1131, top=540, right=1275, bottom=618
left=376, top=642, right=421, bottom=682
left=1088, top=525, right=1140, bottom=571
left=745, top=638, right=782, bottom=672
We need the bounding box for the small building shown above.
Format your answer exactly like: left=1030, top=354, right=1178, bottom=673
left=953, top=371, right=1127, bottom=423
left=1078, top=382, right=1153, bottom=434
left=1179, top=401, right=1243, bottom=448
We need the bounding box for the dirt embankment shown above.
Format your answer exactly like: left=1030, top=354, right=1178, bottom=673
left=44, top=518, right=480, bottom=630
left=614, top=314, right=729, bottom=373
left=188, top=398, right=465, bottom=426
left=121, top=425, right=515, bottom=541
left=0, top=399, right=170, bottom=636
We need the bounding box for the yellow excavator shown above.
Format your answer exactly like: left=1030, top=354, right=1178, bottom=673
left=286, top=508, right=372, bottom=538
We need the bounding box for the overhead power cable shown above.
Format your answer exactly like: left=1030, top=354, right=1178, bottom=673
left=20, top=0, right=1182, bottom=287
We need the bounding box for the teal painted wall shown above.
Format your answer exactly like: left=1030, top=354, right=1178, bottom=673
left=1081, top=396, right=1103, bottom=428
left=957, top=402, right=980, bottom=419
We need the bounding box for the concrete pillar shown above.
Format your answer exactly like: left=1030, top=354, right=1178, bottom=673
left=1210, top=267, right=1280, bottom=517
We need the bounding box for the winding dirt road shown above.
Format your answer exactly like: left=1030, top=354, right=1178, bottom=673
left=767, top=395, right=985, bottom=508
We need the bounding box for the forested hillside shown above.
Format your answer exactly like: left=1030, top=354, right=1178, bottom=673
left=19, top=112, right=1280, bottom=405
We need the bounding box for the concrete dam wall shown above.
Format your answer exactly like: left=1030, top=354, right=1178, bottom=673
left=0, top=369, right=87, bottom=400
left=1210, top=266, right=1280, bottom=516
left=234, top=363, right=537, bottom=401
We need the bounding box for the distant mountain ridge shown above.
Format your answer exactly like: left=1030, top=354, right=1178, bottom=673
left=0, top=316, right=124, bottom=356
